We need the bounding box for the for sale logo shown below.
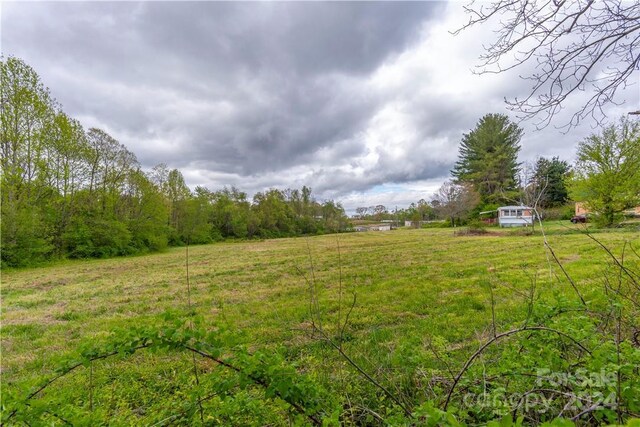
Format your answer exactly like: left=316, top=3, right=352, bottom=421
left=461, top=368, right=618, bottom=415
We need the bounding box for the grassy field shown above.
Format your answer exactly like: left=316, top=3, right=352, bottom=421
left=2, top=223, right=639, bottom=424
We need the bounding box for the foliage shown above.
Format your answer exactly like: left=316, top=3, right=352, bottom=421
left=465, top=219, right=489, bottom=235
left=452, top=114, right=522, bottom=205
left=569, top=117, right=640, bottom=227
left=2, top=316, right=339, bottom=426
left=0, top=57, right=350, bottom=267
left=532, top=157, right=571, bottom=208
left=4, top=226, right=639, bottom=425
left=540, top=204, right=576, bottom=221
left=433, top=180, right=480, bottom=226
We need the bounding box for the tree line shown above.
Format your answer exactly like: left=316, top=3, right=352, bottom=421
left=437, top=113, right=639, bottom=227
left=436, top=113, right=574, bottom=226
left=355, top=114, right=575, bottom=227
left=359, top=113, right=639, bottom=228
left=3, top=56, right=637, bottom=266
left=1, top=57, right=349, bottom=267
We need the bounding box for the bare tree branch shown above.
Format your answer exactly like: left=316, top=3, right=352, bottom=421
left=454, top=0, right=640, bottom=129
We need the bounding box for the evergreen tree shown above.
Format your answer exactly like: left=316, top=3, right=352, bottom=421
left=452, top=114, right=522, bottom=205
left=532, top=156, right=571, bottom=208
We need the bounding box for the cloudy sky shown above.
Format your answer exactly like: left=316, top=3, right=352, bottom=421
left=2, top=1, right=638, bottom=213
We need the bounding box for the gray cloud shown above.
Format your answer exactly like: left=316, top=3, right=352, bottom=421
left=2, top=1, right=636, bottom=212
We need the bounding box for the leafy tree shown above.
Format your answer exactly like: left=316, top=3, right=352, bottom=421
left=569, top=117, right=640, bottom=227
left=1, top=56, right=56, bottom=265
left=210, top=187, right=251, bottom=239
left=164, top=168, right=192, bottom=244
left=355, top=207, right=368, bottom=219
left=0, top=56, right=354, bottom=266
left=47, top=112, right=90, bottom=255
left=284, top=186, right=321, bottom=234
left=433, top=181, right=480, bottom=227
left=253, top=189, right=295, bottom=238
left=180, top=192, right=213, bottom=245
left=452, top=113, right=522, bottom=205
left=415, top=199, right=435, bottom=221
left=320, top=200, right=348, bottom=233
left=372, top=205, right=388, bottom=221
left=125, top=170, right=170, bottom=251
left=403, top=199, right=436, bottom=227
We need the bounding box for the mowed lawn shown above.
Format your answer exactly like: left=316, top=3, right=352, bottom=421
left=2, top=223, right=639, bottom=422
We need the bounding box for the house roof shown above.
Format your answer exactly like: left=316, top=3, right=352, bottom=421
left=498, top=206, right=532, bottom=209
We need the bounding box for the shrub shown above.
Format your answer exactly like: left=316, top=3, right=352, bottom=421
left=421, top=221, right=450, bottom=229
left=540, top=204, right=574, bottom=220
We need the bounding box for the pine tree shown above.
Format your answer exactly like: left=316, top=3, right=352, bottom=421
left=451, top=114, right=522, bottom=205
left=532, top=156, right=571, bottom=208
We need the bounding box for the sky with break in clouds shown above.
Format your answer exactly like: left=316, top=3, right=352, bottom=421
left=2, top=1, right=637, bottom=213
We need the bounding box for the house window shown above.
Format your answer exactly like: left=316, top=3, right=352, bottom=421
left=516, top=209, right=523, bottom=216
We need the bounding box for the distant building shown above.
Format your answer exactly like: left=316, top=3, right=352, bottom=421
left=575, top=202, right=589, bottom=216
left=576, top=202, right=640, bottom=217
left=497, top=206, right=534, bottom=227
left=354, top=224, right=391, bottom=232
left=404, top=220, right=441, bottom=228
left=369, top=224, right=391, bottom=231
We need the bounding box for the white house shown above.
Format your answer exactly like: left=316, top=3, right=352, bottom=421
left=369, top=224, right=391, bottom=231
left=497, top=206, right=534, bottom=227
left=354, top=224, right=391, bottom=232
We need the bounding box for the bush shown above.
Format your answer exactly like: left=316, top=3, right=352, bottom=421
left=540, top=205, right=574, bottom=220
left=421, top=221, right=450, bottom=229
left=0, top=209, right=53, bottom=267
left=467, top=219, right=488, bottom=233
left=454, top=219, right=488, bottom=236
left=64, top=218, right=132, bottom=258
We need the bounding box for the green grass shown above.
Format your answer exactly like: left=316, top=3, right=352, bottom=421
left=2, top=222, right=639, bottom=424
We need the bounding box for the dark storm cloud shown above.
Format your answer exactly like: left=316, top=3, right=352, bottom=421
left=137, top=2, right=436, bottom=77
left=4, top=1, right=632, bottom=211
left=2, top=1, right=446, bottom=190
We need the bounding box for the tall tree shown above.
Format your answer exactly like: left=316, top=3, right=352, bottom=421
left=321, top=200, right=348, bottom=233
left=531, top=157, right=571, bottom=208
left=47, top=112, right=90, bottom=255
left=0, top=56, right=356, bottom=265
left=210, top=187, right=251, bottom=239
left=125, top=169, right=169, bottom=251
left=355, top=207, right=368, bottom=219
left=252, top=189, right=295, bottom=237
left=164, top=168, right=192, bottom=244
left=569, top=117, right=640, bottom=227
left=1, top=57, right=56, bottom=265
left=452, top=113, right=522, bottom=205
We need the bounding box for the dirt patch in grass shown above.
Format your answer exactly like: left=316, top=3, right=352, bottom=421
left=560, top=254, right=581, bottom=263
